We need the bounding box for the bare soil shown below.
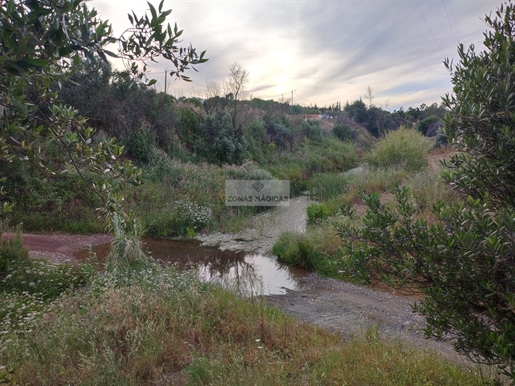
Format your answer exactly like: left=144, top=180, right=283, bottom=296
left=1, top=232, right=113, bottom=264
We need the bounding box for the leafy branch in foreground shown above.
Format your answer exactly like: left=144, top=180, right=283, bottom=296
left=0, top=0, right=207, bottom=217
left=337, top=1, right=515, bottom=379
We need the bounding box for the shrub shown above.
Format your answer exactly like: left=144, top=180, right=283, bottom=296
left=306, top=203, right=330, bottom=224
left=272, top=232, right=319, bottom=269
left=264, top=114, right=293, bottom=149
left=305, top=120, right=322, bottom=142
left=365, top=127, right=431, bottom=171
left=333, top=123, right=353, bottom=141
left=123, top=120, right=156, bottom=165
left=417, top=115, right=441, bottom=136
left=338, top=4, right=515, bottom=378
left=203, top=110, right=247, bottom=164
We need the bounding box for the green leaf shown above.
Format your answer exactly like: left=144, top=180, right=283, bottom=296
left=148, top=2, right=157, bottom=20
left=102, top=49, right=119, bottom=58
left=19, top=58, right=48, bottom=67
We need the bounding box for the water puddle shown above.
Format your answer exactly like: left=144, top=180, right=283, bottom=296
left=75, top=238, right=310, bottom=296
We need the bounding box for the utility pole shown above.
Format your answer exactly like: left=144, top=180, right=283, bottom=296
left=164, top=69, right=167, bottom=95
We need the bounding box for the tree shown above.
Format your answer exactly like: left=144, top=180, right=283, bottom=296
left=337, top=2, right=515, bottom=379
left=364, top=85, right=374, bottom=108
left=224, top=62, right=250, bottom=137
left=0, top=0, right=207, bottom=215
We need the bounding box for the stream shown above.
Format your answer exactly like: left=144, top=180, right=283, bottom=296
left=75, top=196, right=314, bottom=296
left=64, top=192, right=466, bottom=362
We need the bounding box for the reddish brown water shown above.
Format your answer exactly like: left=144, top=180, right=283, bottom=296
left=75, top=238, right=310, bottom=296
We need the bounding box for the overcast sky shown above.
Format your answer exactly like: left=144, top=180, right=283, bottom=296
left=90, top=0, right=501, bottom=111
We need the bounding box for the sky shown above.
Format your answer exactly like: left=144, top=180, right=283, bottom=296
left=89, top=0, right=502, bottom=111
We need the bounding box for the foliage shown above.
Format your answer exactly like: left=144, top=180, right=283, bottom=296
left=105, top=213, right=149, bottom=273
left=2, top=161, right=104, bottom=232
left=333, top=123, right=353, bottom=141
left=203, top=110, right=247, bottom=164
left=263, top=114, right=293, bottom=149
left=122, top=120, right=157, bottom=165
left=334, top=5, right=515, bottom=372
left=305, top=120, right=323, bottom=142
left=0, top=257, right=488, bottom=385
left=441, top=5, right=515, bottom=210
left=0, top=0, right=206, bottom=217
left=365, top=127, right=431, bottom=171
left=306, top=203, right=330, bottom=225
left=417, top=115, right=441, bottom=136
left=0, top=230, right=28, bottom=278
left=308, top=173, right=350, bottom=202
left=336, top=187, right=515, bottom=379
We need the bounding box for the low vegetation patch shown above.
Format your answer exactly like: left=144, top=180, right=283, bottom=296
left=365, top=127, right=432, bottom=171
left=0, top=242, right=492, bottom=385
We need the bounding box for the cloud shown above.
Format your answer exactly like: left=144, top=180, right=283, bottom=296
left=89, top=0, right=501, bottom=110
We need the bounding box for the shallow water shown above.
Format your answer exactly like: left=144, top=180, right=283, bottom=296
left=75, top=238, right=310, bottom=296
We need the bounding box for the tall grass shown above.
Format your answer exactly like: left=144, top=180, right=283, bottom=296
left=133, top=158, right=275, bottom=236
left=365, top=127, right=432, bottom=171
left=0, top=258, right=494, bottom=385
left=403, top=168, right=460, bottom=212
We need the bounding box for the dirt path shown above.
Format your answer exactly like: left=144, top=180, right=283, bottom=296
left=199, top=150, right=469, bottom=363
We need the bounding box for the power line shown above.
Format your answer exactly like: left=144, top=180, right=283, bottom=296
left=448, top=0, right=461, bottom=43
left=415, top=0, right=444, bottom=57
left=442, top=0, right=458, bottom=46
left=293, top=91, right=314, bottom=105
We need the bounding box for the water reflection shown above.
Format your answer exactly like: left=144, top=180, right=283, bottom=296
left=143, top=238, right=309, bottom=296
left=75, top=238, right=309, bottom=296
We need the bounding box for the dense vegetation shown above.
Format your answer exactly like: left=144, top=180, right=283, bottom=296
left=2, top=0, right=514, bottom=383
left=273, top=1, right=515, bottom=381
left=0, top=232, right=491, bottom=385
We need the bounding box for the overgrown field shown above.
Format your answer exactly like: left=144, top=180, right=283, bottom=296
left=0, top=232, right=495, bottom=385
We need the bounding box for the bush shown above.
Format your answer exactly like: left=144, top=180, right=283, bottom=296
left=305, top=120, right=322, bottom=142
left=272, top=232, right=320, bottom=270
left=306, top=203, right=330, bottom=224
left=365, top=127, right=431, bottom=171
left=417, top=115, right=441, bottom=136
left=203, top=110, right=247, bottom=164
left=333, top=123, right=353, bottom=141
left=338, top=3, right=515, bottom=379
left=123, top=120, right=157, bottom=165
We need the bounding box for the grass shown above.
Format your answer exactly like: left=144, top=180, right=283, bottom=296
left=130, top=158, right=276, bottom=237
left=0, top=252, right=497, bottom=385
left=365, top=127, right=432, bottom=172
left=273, top=227, right=345, bottom=277
left=274, top=148, right=461, bottom=283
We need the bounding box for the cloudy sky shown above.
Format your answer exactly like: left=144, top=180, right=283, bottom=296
left=90, top=0, right=501, bottom=111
